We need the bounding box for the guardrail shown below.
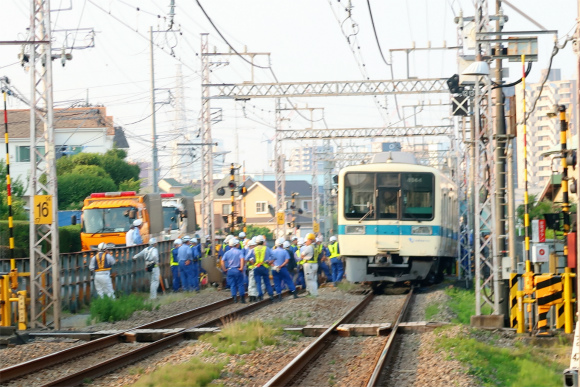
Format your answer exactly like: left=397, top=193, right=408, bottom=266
left=0, top=240, right=176, bottom=313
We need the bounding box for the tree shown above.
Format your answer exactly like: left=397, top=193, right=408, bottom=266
left=0, top=160, right=27, bottom=220
left=101, top=155, right=140, bottom=186
left=119, top=178, right=142, bottom=192
left=516, top=194, right=559, bottom=223
left=57, top=173, right=116, bottom=209
left=71, top=165, right=109, bottom=178
left=243, top=225, right=274, bottom=241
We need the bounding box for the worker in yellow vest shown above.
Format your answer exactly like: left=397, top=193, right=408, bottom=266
left=89, top=242, right=116, bottom=298
left=248, top=235, right=275, bottom=301
left=328, top=236, right=344, bottom=286
left=299, top=233, right=318, bottom=296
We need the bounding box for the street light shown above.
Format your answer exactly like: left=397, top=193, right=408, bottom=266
left=462, top=60, right=490, bottom=76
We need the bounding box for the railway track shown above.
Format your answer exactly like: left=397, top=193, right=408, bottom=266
left=0, top=291, right=293, bottom=387
left=263, top=288, right=414, bottom=387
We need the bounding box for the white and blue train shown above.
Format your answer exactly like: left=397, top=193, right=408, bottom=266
left=337, top=153, right=459, bottom=285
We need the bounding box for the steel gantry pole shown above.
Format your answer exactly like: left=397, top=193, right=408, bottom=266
left=473, top=0, right=500, bottom=315
left=29, top=0, right=61, bottom=329
left=200, top=33, right=214, bottom=247
left=274, top=99, right=286, bottom=238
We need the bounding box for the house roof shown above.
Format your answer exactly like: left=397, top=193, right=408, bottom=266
left=161, top=178, right=185, bottom=187
left=7, top=107, right=115, bottom=138
left=258, top=180, right=312, bottom=197
left=539, top=174, right=562, bottom=202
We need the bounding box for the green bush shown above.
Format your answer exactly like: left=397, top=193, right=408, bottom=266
left=133, top=358, right=225, bottom=387
left=57, top=173, right=116, bottom=209
left=0, top=220, right=30, bottom=258
left=89, top=294, right=153, bottom=323
left=71, top=165, right=109, bottom=178
left=100, top=155, right=140, bottom=186
left=59, top=225, right=82, bottom=253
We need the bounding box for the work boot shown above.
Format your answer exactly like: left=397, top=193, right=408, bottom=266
left=233, top=296, right=238, bottom=303
left=277, top=294, right=283, bottom=302
left=248, top=296, right=254, bottom=302
left=269, top=295, right=275, bottom=303
left=240, top=296, right=246, bottom=304
left=293, top=290, right=299, bottom=299
left=258, top=295, right=263, bottom=301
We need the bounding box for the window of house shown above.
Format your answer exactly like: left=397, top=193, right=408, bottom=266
left=302, top=200, right=312, bottom=212
left=256, top=201, right=267, bottom=214
left=16, top=146, right=45, bottom=162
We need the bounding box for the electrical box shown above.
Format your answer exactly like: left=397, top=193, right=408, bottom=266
left=501, top=257, right=512, bottom=280
left=531, top=244, right=549, bottom=263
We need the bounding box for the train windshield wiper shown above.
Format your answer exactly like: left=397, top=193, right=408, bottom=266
left=358, top=205, right=374, bottom=223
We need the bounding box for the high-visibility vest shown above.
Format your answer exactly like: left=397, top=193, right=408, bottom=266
left=170, top=248, right=179, bottom=266
left=314, top=244, right=323, bottom=262
left=254, top=246, right=270, bottom=268
left=328, top=243, right=340, bottom=259
left=95, top=252, right=112, bottom=272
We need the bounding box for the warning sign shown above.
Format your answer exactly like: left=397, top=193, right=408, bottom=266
left=276, top=212, right=285, bottom=225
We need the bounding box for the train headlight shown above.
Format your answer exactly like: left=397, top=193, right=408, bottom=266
left=411, top=226, right=432, bottom=235
left=345, top=225, right=365, bottom=235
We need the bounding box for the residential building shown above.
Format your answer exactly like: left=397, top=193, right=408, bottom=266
left=6, top=107, right=127, bottom=196
left=287, top=145, right=330, bottom=172
left=515, top=70, right=577, bottom=195
left=158, top=178, right=185, bottom=194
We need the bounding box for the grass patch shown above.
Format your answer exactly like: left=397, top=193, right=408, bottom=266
left=436, top=328, right=567, bottom=387
left=200, top=320, right=280, bottom=355
left=444, top=286, right=492, bottom=324
left=132, top=358, right=225, bottom=387
left=88, top=294, right=153, bottom=323
left=271, top=311, right=308, bottom=326
left=336, top=281, right=358, bottom=292
left=424, top=303, right=440, bottom=321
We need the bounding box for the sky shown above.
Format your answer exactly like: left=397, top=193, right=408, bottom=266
left=0, top=0, right=578, bottom=181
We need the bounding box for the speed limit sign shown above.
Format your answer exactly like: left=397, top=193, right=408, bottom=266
left=34, top=195, right=53, bottom=224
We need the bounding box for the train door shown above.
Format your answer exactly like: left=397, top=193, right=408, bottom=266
left=376, top=173, right=400, bottom=250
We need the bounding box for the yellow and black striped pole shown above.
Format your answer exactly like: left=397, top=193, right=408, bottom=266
left=522, top=54, right=530, bottom=265
left=3, top=91, right=15, bottom=268
left=560, top=106, right=570, bottom=252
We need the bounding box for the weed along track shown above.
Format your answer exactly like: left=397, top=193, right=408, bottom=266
left=0, top=293, right=291, bottom=387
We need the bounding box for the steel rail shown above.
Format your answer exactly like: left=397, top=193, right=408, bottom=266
left=36, top=291, right=294, bottom=387
left=365, top=287, right=415, bottom=387
left=263, top=292, right=375, bottom=387
left=0, top=297, right=235, bottom=383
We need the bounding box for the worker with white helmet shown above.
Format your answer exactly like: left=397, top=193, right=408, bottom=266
left=299, top=233, right=318, bottom=296
left=221, top=238, right=246, bottom=303
left=176, top=235, right=195, bottom=291
left=126, top=223, right=136, bottom=247
left=247, top=235, right=275, bottom=301
left=170, top=239, right=182, bottom=292
left=328, top=236, right=343, bottom=286
left=316, top=236, right=331, bottom=284
left=132, top=219, right=144, bottom=245
left=271, top=238, right=298, bottom=300
left=133, top=238, right=161, bottom=299
left=189, top=237, right=202, bottom=292
left=89, top=243, right=116, bottom=298
left=238, top=232, right=247, bottom=249
left=245, top=239, right=261, bottom=302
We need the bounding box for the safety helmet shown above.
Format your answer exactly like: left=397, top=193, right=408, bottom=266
left=174, top=238, right=182, bottom=245
left=149, top=237, right=157, bottom=245
left=315, top=236, right=322, bottom=243
left=182, top=235, right=191, bottom=242
left=191, top=238, right=198, bottom=244
left=248, top=240, right=257, bottom=247
left=97, top=242, right=107, bottom=252
left=276, top=237, right=285, bottom=246
left=133, top=219, right=143, bottom=227
left=291, top=236, right=298, bottom=241
left=255, top=235, right=265, bottom=243
left=306, top=233, right=316, bottom=241
left=330, top=236, right=337, bottom=242
left=239, top=232, right=246, bottom=238
left=283, top=241, right=291, bottom=248
left=229, top=238, right=239, bottom=247
left=297, top=238, right=305, bottom=246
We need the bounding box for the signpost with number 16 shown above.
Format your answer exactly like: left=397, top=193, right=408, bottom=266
left=33, top=195, right=53, bottom=225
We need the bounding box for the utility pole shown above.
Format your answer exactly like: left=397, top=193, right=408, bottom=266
left=150, top=26, right=159, bottom=193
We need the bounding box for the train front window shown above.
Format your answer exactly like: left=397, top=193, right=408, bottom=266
left=401, top=173, right=434, bottom=220
left=344, top=173, right=375, bottom=220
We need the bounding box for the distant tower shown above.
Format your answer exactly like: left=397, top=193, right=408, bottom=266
left=170, top=64, right=193, bottom=183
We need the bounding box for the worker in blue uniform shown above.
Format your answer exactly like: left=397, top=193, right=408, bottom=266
left=177, top=235, right=194, bottom=291
left=190, top=237, right=202, bottom=292
left=221, top=238, right=245, bottom=303
left=271, top=238, right=299, bottom=301
left=247, top=235, right=275, bottom=301
left=328, top=236, right=344, bottom=286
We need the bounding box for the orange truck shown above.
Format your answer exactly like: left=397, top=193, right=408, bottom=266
left=79, top=191, right=164, bottom=251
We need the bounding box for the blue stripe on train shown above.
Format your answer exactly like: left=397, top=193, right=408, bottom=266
left=338, top=225, right=458, bottom=240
